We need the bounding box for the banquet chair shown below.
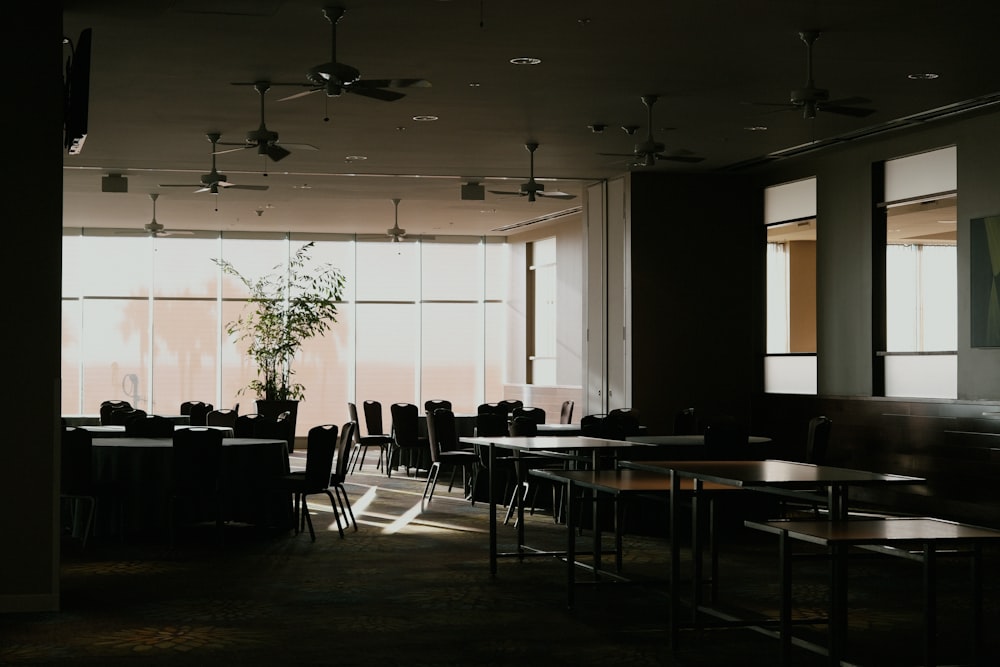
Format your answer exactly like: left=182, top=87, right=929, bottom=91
left=180, top=400, right=213, bottom=426
left=169, top=427, right=225, bottom=547
left=388, top=403, right=428, bottom=478
left=473, top=411, right=514, bottom=504
left=276, top=423, right=347, bottom=540
left=99, top=400, right=132, bottom=425
left=674, top=407, right=698, bottom=435
left=423, top=399, right=452, bottom=414
left=328, top=421, right=359, bottom=532
left=234, top=413, right=264, bottom=438
left=496, top=399, right=523, bottom=416
left=60, top=426, right=97, bottom=548
left=206, top=408, right=239, bottom=429
left=347, top=402, right=390, bottom=473
left=422, top=409, right=478, bottom=507
left=559, top=400, right=574, bottom=424
left=254, top=414, right=293, bottom=449
left=477, top=402, right=505, bottom=416
left=109, top=408, right=147, bottom=426
left=806, top=415, right=833, bottom=465
left=703, top=416, right=750, bottom=460
left=606, top=408, right=642, bottom=439
left=125, top=414, right=174, bottom=437
left=512, top=406, right=546, bottom=425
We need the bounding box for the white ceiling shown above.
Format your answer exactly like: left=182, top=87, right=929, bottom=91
left=61, top=1, right=1000, bottom=238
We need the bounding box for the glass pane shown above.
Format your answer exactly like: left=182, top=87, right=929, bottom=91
left=63, top=232, right=82, bottom=298
left=62, top=300, right=82, bottom=414
left=80, top=233, right=152, bottom=297
left=422, top=241, right=481, bottom=301
left=356, top=303, right=419, bottom=410
left=81, top=298, right=150, bottom=414
left=151, top=299, right=218, bottom=416
left=886, top=197, right=956, bottom=352
left=218, top=236, right=287, bottom=299
left=356, top=240, right=419, bottom=301
left=531, top=358, right=557, bottom=386
left=295, top=307, right=352, bottom=436
left=764, top=355, right=817, bottom=395
left=421, top=303, right=481, bottom=414
left=885, top=354, right=957, bottom=399
left=484, top=302, right=505, bottom=402
left=766, top=220, right=816, bottom=354
left=484, top=240, right=508, bottom=302
left=153, top=235, right=221, bottom=298
left=220, top=299, right=255, bottom=412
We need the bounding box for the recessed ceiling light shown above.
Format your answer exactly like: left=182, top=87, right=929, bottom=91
left=744, top=125, right=768, bottom=131
left=908, top=72, right=940, bottom=80
left=412, top=115, right=439, bottom=122
left=344, top=155, right=367, bottom=161
left=509, top=57, right=542, bottom=65
left=468, top=81, right=481, bottom=87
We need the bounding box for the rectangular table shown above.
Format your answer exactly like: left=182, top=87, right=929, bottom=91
left=460, top=435, right=649, bottom=574
left=92, top=436, right=291, bottom=536
left=747, top=517, right=1000, bottom=666
left=530, top=468, right=739, bottom=607
left=618, top=459, right=925, bottom=647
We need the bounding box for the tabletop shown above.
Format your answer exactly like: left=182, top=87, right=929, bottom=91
left=93, top=437, right=286, bottom=449
left=619, top=459, right=924, bottom=488
left=461, top=435, right=642, bottom=452
left=82, top=425, right=235, bottom=438
left=626, top=434, right=772, bottom=446
left=747, top=517, right=1000, bottom=545
left=531, top=468, right=737, bottom=494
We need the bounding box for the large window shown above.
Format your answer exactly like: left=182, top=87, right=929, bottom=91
left=62, top=232, right=509, bottom=433
left=764, top=178, right=817, bottom=394
left=879, top=147, right=957, bottom=399
left=528, top=237, right=557, bottom=385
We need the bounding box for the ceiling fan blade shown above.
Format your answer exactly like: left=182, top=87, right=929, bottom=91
left=159, top=183, right=202, bottom=188
left=161, top=230, right=195, bottom=236
left=658, top=153, right=706, bottom=163
left=227, top=184, right=270, bottom=191
left=265, top=144, right=291, bottom=162
left=348, top=86, right=406, bottom=102
left=824, top=96, right=872, bottom=107
left=536, top=191, right=577, bottom=200
left=276, top=87, right=322, bottom=102
left=598, top=152, right=644, bottom=157
left=212, top=145, right=252, bottom=155
left=358, top=78, right=431, bottom=89
left=487, top=190, right=525, bottom=197
left=818, top=103, right=876, bottom=117
left=276, top=142, right=319, bottom=151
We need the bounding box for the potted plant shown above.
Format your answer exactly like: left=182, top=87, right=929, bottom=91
left=214, top=242, right=346, bottom=450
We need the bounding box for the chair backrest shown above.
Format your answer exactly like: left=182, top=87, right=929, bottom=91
left=61, top=426, right=94, bottom=495
left=125, top=414, right=174, bottom=437
left=99, top=400, right=132, bottom=425
left=475, top=412, right=509, bottom=437
left=234, top=413, right=263, bottom=438
left=674, top=407, right=698, bottom=435
left=477, top=402, right=505, bottom=416
left=606, top=408, right=642, bottom=439
left=496, top=399, right=523, bottom=415
left=512, top=406, right=546, bottom=425
left=254, top=415, right=291, bottom=443
left=509, top=415, right=538, bottom=437
left=704, top=416, right=749, bottom=460
left=347, top=403, right=362, bottom=442
left=334, top=421, right=356, bottom=479
left=431, top=408, right=461, bottom=455
left=580, top=413, right=608, bottom=438
left=424, top=399, right=452, bottom=414
left=110, top=408, right=147, bottom=426
left=206, top=408, right=238, bottom=428
left=363, top=400, right=386, bottom=436
left=171, top=427, right=224, bottom=493
left=180, top=401, right=213, bottom=426
left=303, top=424, right=339, bottom=489
left=806, top=416, right=833, bottom=464
left=390, top=402, right=420, bottom=447
left=559, top=400, right=574, bottom=424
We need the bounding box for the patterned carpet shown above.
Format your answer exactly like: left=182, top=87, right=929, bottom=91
left=5, top=458, right=1000, bottom=666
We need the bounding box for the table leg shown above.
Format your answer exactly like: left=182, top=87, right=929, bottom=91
left=692, top=479, right=703, bottom=627
left=489, top=443, right=497, bottom=575
left=669, top=468, right=680, bottom=649
left=779, top=529, right=792, bottom=666
left=923, top=543, right=937, bottom=667
left=972, top=542, right=983, bottom=664
left=567, top=478, right=576, bottom=609
left=829, top=542, right=848, bottom=666
left=516, top=450, right=525, bottom=560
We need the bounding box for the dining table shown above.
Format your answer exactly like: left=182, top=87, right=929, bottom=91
left=459, top=434, right=652, bottom=574
left=617, top=458, right=925, bottom=648
left=91, top=436, right=291, bottom=537
left=81, top=424, right=235, bottom=438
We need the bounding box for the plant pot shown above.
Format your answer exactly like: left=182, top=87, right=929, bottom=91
left=255, top=399, right=299, bottom=453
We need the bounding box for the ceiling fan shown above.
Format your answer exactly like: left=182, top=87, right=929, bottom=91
left=600, top=95, right=705, bottom=167
left=216, top=81, right=319, bottom=162
left=116, top=194, right=193, bottom=238
left=159, top=133, right=269, bottom=195
left=272, top=6, right=431, bottom=104
left=749, top=30, right=876, bottom=120
left=387, top=198, right=406, bottom=242
left=488, top=143, right=576, bottom=202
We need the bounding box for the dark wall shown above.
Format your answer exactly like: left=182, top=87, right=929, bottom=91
left=628, top=171, right=763, bottom=435
left=1, top=5, right=62, bottom=611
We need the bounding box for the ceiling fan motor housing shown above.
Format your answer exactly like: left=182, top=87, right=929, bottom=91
left=310, top=62, right=362, bottom=87
left=790, top=86, right=829, bottom=105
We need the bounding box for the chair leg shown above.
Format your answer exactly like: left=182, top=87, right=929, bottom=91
left=325, top=490, right=345, bottom=538
left=334, top=485, right=357, bottom=530
left=422, top=462, right=440, bottom=507
left=301, top=496, right=315, bottom=541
